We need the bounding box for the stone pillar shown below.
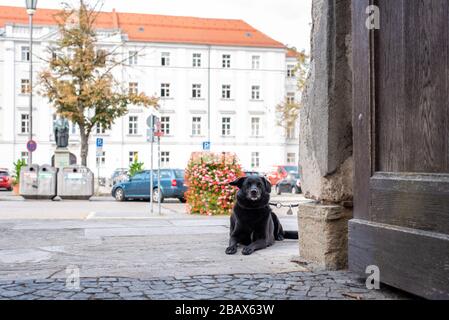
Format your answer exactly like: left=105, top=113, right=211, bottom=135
left=298, top=0, right=353, bottom=270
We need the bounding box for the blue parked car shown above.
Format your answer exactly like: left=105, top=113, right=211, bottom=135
left=112, top=169, right=187, bottom=203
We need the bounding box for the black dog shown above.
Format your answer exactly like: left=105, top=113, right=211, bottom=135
left=226, top=176, right=298, bottom=255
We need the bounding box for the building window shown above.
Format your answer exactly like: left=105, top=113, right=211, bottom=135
left=161, top=151, right=170, bottom=167
left=20, top=114, right=30, bottom=134
left=161, top=116, right=170, bottom=135
left=129, top=51, right=138, bottom=65
left=128, top=116, right=138, bottom=135
left=287, top=153, right=296, bottom=164
left=21, top=46, right=30, bottom=62
left=193, top=53, right=201, bottom=67
left=286, top=92, right=295, bottom=104
left=251, top=152, right=260, bottom=168
left=21, top=151, right=29, bottom=164
left=222, top=85, right=231, bottom=99
left=221, top=117, right=231, bottom=136
left=161, top=52, right=170, bottom=66
left=192, top=84, right=202, bottom=98
left=251, top=85, right=260, bottom=100
left=252, top=55, right=260, bottom=69
left=192, top=117, right=202, bottom=136
left=96, top=151, right=106, bottom=167
left=287, top=124, right=296, bottom=139
left=222, top=54, right=231, bottom=68
left=96, top=123, right=106, bottom=135
left=287, top=64, right=296, bottom=78
left=21, top=79, right=30, bottom=94
left=129, top=151, right=138, bottom=164
left=129, top=82, right=138, bottom=95
left=161, top=83, right=170, bottom=98
left=251, top=117, right=260, bottom=137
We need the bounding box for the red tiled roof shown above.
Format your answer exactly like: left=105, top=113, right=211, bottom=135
left=0, top=5, right=285, bottom=49
left=286, top=49, right=299, bottom=58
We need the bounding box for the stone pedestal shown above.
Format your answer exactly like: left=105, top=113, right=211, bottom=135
left=54, top=148, right=71, bottom=169
left=298, top=203, right=352, bottom=270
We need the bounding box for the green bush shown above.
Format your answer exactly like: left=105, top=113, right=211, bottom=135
left=12, top=159, right=27, bottom=186
left=129, top=158, right=144, bottom=177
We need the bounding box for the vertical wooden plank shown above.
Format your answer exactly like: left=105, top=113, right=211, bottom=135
left=404, top=0, right=448, bottom=173
left=375, top=0, right=405, bottom=172
left=352, top=0, right=371, bottom=220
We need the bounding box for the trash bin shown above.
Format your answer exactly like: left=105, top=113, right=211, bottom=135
left=37, top=164, right=57, bottom=200
left=57, top=166, right=94, bottom=200
left=19, top=164, right=39, bottom=199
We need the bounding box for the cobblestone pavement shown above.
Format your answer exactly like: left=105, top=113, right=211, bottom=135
left=0, top=271, right=413, bottom=300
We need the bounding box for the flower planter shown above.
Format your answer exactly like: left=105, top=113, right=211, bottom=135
left=12, top=184, right=20, bottom=195
left=185, top=152, right=244, bottom=216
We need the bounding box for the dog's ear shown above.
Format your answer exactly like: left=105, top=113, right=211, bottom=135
left=262, top=176, right=272, bottom=193
left=229, top=177, right=247, bottom=189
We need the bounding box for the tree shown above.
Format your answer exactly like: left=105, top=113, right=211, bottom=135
left=276, top=48, right=309, bottom=133
left=39, top=1, right=158, bottom=166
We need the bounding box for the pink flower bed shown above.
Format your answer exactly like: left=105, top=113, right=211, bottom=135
left=185, top=152, right=244, bottom=215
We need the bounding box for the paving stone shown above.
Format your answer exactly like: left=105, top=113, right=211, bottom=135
left=83, top=288, right=105, bottom=294
left=92, top=293, right=119, bottom=300
left=35, top=289, right=62, bottom=297
left=0, top=290, right=24, bottom=298
left=0, top=271, right=411, bottom=300
left=69, top=293, right=91, bottom=300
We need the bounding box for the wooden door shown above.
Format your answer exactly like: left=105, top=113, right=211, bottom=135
left=350, top=0, right=449, bottom=299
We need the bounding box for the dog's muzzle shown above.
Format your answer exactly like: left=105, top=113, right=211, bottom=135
left=248, top=188, right=260, bottom=201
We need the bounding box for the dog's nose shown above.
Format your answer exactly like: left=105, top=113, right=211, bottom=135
left=250, top=190, right=258, bottom=195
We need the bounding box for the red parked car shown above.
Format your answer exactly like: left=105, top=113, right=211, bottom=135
left=0, top=169, right=12, bottom=191
left=265, top=165, right=298, bottom=186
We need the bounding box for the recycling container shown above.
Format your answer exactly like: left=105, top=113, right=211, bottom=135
left=57, top=166, right=94, bottom=200
left=37, top=164, right=57, bottom=200
left=19, top=164, right=39, bottom=199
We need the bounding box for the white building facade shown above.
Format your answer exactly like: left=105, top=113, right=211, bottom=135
left=0, top=7, right=299, bottom=177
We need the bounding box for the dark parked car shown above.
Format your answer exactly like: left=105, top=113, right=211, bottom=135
left=275, top=172, right=301, bottom=195
left=0, top=169, right=12, bottom=191
left=110, top=168, right=129, bottom=186
left=112, top=169, right=187, bottom=203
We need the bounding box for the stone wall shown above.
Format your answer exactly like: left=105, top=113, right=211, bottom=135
left=299, top=0, right=353, bottom=204
left=298, top=0, right=353, bottom=270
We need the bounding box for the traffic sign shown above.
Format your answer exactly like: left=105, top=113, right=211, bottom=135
left=146, top=115, right=158, bottom=128
left=202, top=141, right=211, bottom=151
left=27, top=140, right=37, bottom=153
left=96, top=138, right=103, bottom=148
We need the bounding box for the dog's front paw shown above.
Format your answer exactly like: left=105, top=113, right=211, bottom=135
left=225, top=245, right=237, bottom=255
left=242, top=246, right=255, bottom=255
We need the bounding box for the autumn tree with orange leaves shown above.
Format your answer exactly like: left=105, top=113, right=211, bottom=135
left=40, top=1, right=158, bottom=166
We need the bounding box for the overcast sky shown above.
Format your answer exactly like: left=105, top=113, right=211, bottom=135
left=0, top=0, right=312, bottom=53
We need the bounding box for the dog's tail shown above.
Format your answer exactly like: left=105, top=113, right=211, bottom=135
left=283, top=231, right=298, bottom=239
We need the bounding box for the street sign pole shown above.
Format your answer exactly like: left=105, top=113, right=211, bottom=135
left=157, top=135, right=161, bottom=215
left=95, top=138, right=103, bottom=197
left=150, top=119, right=154, bottom=215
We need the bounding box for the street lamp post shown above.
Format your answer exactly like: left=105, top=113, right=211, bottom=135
left=25, top=0, right=37, bottom=165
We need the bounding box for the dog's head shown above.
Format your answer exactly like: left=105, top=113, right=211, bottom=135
left=229, top=175, right=271, bottom=207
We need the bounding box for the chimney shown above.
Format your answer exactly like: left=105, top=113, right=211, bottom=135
left=112, top=8, right=119, bottom=29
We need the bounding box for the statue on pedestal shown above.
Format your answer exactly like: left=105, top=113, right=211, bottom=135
left=54, top=117, right=69, bottom=148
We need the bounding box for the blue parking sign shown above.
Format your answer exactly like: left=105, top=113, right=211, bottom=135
left=96, top=138, right=103, bottom=148
left=202, top=141, right=210, bottom=150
